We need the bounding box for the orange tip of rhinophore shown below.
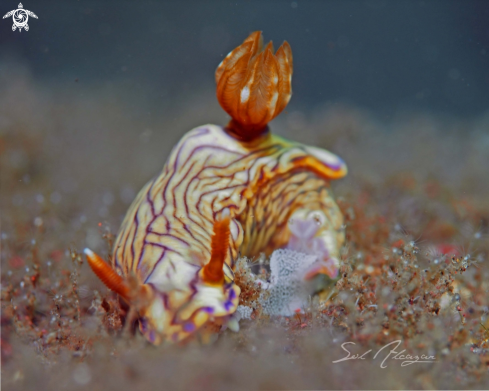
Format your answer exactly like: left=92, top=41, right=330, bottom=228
left=201, top=214, right=231, bottom=285
left=84, top=247, right=131, bottom=301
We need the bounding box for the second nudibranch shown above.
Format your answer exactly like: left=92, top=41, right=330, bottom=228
left=84, top=31, right=347, bottom=344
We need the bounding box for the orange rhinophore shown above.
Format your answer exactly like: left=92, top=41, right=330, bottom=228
left=84, top=248, right=131, bottom=301
left=202, top=213, right=231, bottom=285
left=215, top=31, right=293, bottom=140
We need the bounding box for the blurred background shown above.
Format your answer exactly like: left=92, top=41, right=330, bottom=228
left=1, top=0, right=488, bottom=118
left=1, top=0, right=489, bottom=250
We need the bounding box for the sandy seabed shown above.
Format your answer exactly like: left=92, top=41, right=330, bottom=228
left=1, top=66, right=489, bottom=390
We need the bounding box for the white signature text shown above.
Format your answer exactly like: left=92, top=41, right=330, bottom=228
left=332, top=340, right=436, bottom=368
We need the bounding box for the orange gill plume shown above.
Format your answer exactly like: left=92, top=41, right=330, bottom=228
left=84, top=248, right=131, bottom=301
left=215, top=31, right=293, bottom=140
left=201, top=212, right=231, bottom=285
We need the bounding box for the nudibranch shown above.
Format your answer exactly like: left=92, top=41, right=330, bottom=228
left=84, top=31, right=347, bottom=344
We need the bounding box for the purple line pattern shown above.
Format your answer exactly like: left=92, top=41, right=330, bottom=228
left=112, top=124, right=346, bottom=316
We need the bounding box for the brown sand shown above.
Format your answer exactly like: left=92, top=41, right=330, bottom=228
left=1, top=65, right=488, bottom=390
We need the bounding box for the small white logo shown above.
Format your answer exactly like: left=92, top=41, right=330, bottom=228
left=3, top=3, right=38, bottom=32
